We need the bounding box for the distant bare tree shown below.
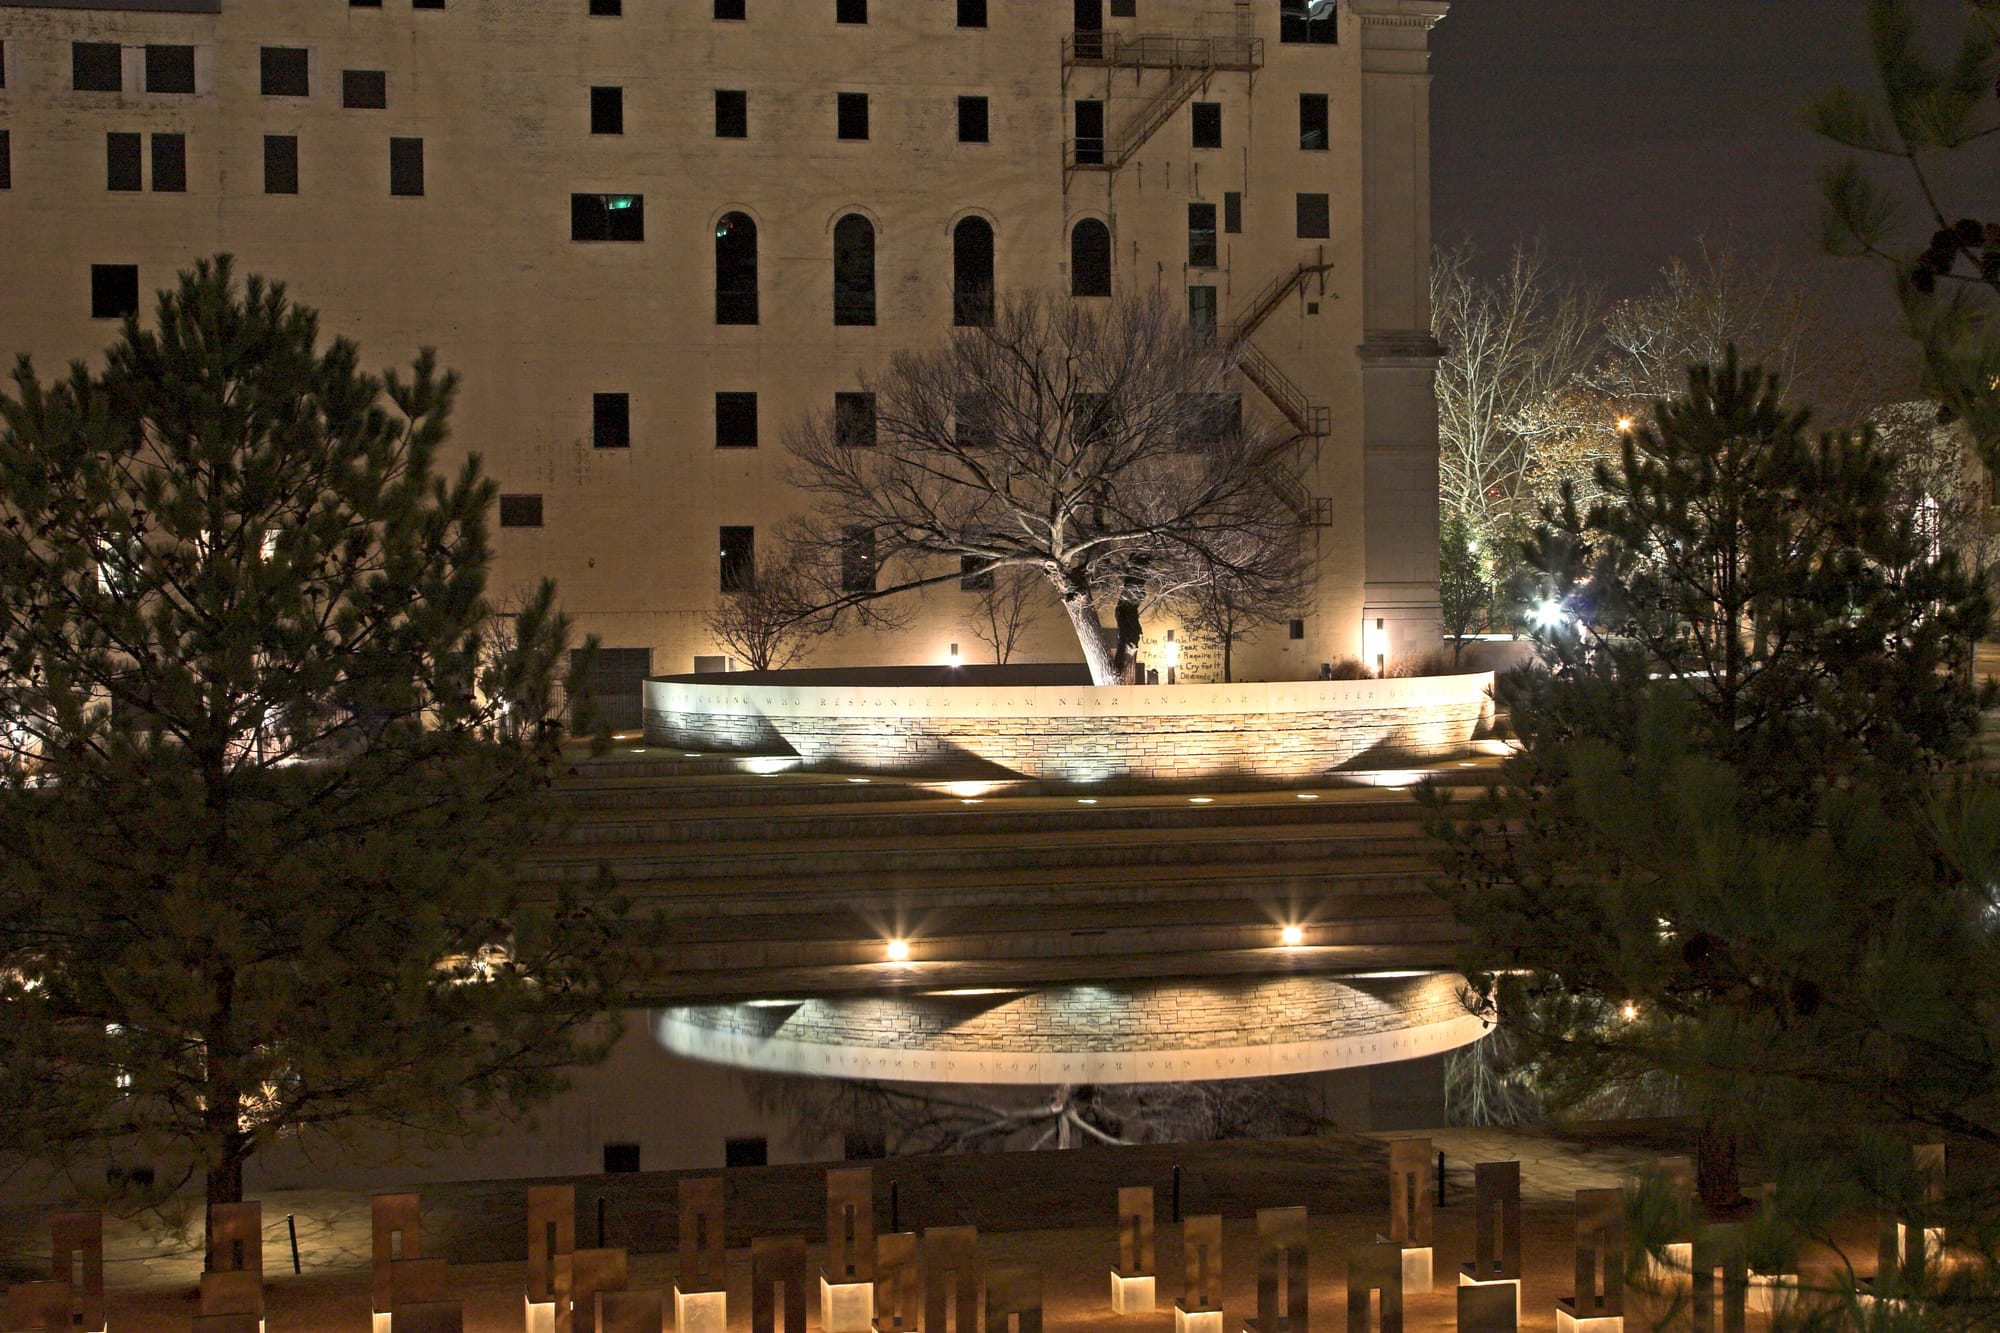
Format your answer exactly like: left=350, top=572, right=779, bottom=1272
left=965, top=566, right=1044, bottom=665
left=748, top=1076, right=1335, bottom=1157
left=1431, top=241, right=1601, bottom=547
left=788, top=291, right=1309, bottom=685
left=1872, top=400, right=2000, bottom=587
left=704, top=555, right=819, bottom=671
left=1172, top=544, right=1313, bottom=683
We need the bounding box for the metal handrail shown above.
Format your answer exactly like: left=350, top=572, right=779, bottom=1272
left=1063, top=31, right=1264, bottom=71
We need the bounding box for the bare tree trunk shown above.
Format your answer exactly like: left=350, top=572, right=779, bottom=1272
left=1060, top=592, right=1119, bottom=686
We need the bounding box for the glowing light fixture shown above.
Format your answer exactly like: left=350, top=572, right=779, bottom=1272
left=848, top=777, right=871, bottom=784
left=1077, top=797, right=1098, bottom=804
left=1620, top=1000, right=1639, bottom=1021
left=1364, top=615, right=1389, bottom=676
left=1190, top=796, right=1213, bottom=804
left=884, top=938, right=911, bottom=962
left=1280, top=925, right=1305, bottom=947
left=1616, top=416, right=1634, bottom=432
left=1296, top=792, right=1320, bottom=800
left=946, top=642, right=963, bottom=668
left=1347, top=969, right=1430, bottom=980
left=1529, top=598, right=1567, bottom=630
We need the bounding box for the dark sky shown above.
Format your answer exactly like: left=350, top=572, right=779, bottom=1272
left=1431, top=0, right=1898, bottom=345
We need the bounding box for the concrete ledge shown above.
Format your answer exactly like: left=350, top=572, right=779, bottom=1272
left=643, top=671, right=1495, bottom=786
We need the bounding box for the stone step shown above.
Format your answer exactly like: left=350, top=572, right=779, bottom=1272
left=554, top=773, right=933, bottom=811
left=519, top=821, right=1436, bottom=882
left=554, top=791, right=1438, bottom=846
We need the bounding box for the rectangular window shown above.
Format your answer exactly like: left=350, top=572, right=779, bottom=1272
left=1191, top=102, right=1221, bottom=149
left=413, top=0, right=444, bottom=9
left=834, top=392, right=877, bottom=448
left=1074, top=99, right=1104, bottom=165
left=602, top=1143, right=639, bottom=1173
left=719, top=526, right=755, bottom=593
left=957, top=0, right=987, bottom=27
left=590, top=86, right=623, bottom=135
left=91, top=265, right=139, bottom=320
left=1299, top=93, right=1329, bottom=150
left=1, top=39, right=7, bottom=90
left=836, top=92, right=869, bottom=141
left=264, top=135, right=298, bottom=195
left=1187, top=393, right=1241, bottom=444
left=145, top=45, right=195, bottom=94
left=715, top=0, right=746, bottom=17
left=957, top=96, right=989, bottom=144
left=106, top=133, right=142, bottom=192
left=1110, top=0, right=1137, bottom=15
left=1187, top=202, right=1217, bottom=268
left=1188, top=286, right=1217, bottom=343
left=389, top=137, right=424, bottom=196
left=1281, top=2, right=1337, bottom=44
left=724, top=1135, right=767, bottom=1168
left=959, top=554, right=993, bottom=592
left=1224, top=191, right=1242, bottom=234
left=570, top=193, right=644, bottom=241
left=1072, top=392, right=1114, bottom=447
left=836, top=0, right=867, bottom=22
left=351, top=0, right=384, bottom=7
left=151, top=133, right=186, bottom=193
left=715, top=89, right=747, bottom=137
left=498, top=494, right=544, bottom=528
left=589, top=0, right=623, bottom=13
left=715, top=392, right=758, bottom=448
left=592, top=392, right=631, bottom=449
left=840, top=526, right=876, bottom=593
left=1289, top=618, right=1306, bottom=640
left=73, top=43, right=122, bottom=93
left=260, top=47, right=309, bottom=98
left=955, top=394, right=993, bottom=449
left=342, top=69, right=387, bottom=109
left=1296, top=192, right=1330, bottom=239
left=0, top=132, right=11, bottom=192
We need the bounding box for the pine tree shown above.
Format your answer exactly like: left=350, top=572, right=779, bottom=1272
left=0, top=257, right=632, bottom=1211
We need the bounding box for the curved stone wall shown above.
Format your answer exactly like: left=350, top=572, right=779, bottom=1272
left=642, top=670, right=1495, bottom=784
left=652, top=973, right=1487, bottom=1085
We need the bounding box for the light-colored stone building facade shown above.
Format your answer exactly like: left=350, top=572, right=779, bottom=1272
left=0, top=0, right=1449, bottom=711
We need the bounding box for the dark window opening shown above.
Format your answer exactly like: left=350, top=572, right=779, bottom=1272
left=389, top=137, right=424, bottom=196
left=1289, top=618, right=1307, bottom=640
left=602, top=1143, right=640, bottom=1174
left=590, top=85, right=623, bottom=135
left=837, top=0, right=867, bottom=22
left=91, top=265, right=139, bottom=320
left=106, top=133, right=141, bottom=192
left=592, top=392, right=630, bottom=449
left=1188, top=286, right=1217, bottom=343
left=571, top=193, right=644, bottom=241
left=73, top=43, right=122, bottom=93
left=1073, top=99, right=1104, bottom=165
left=0, top=40, right=6, bottom=91
left=1296, top=192, right=1329, bottom=239
left=715, top=89, right=747, bottom=137
left=351, top=0, right=384, bottom=7
left=1299, top=93, right=1328, bottom=149
left=957, top=0, right=987, bottom=27
left=1187, top=392, right=1242, bottom=444
left=1281, top=0, right=1337, bottom=44
left=1187, top=202, right=1218, bottom=268
left=960, top=555, right=994, bottom=591
left=499, top=494, right=544, bottom=527
left=1073, top=0, right=1104, bottom=58
left=719, top=527, right=755, bottom=594
left=715, top=0, right=746, bottom=17
left=412, top=0, right=445, bottom=9
left=715, top=392, right=758, bottom=448
left=835, top=392, right=877, bottom=448
left=715, top=211, right=758, bottom=324
left=833, top=213, right=876, bottom=326
left=1072, top=392, right=1115, bottom=448
left=570, top=646, right=648, bottom=731
left=952, top=216, right=994, bottom=327
left=1224, top=191, right=1242, bottom=234
left=343, top=69, right=387, bottom=108
left=1110, top=0, right=1136, bottom=15
left=260, top=47, right=308, bottom=97
left=955, top=395, right=993, bottom=450
left=264, top=135, right=298, bottom=195
left=1070, top=218, right=1111, bottom=297
left=840, top=526, right=877, bottom=593
left=724, top=1136, right=767, bottom=1168
left=589, top=0, right=623, bottom=14
left=152, top=134, right=186, bottom=192
left=836, top=92, right=869, bottom=141
left=0, top=133, right=12, bottom=192
left=145, top=45, right=194, bottom=94
left=1191, top=101, right=1221, bottom=149
left=957, top=96, right=989, bottom=144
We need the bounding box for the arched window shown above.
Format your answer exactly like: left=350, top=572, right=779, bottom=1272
left=715, top=211, right=758, bottom=325
left=952, top=217, right=994, bottom=327
left=1070, top=218, right=1111, bottom=298
left=833, top=214, right=876, bottom=326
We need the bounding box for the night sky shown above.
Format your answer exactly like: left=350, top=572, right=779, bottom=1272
left=1431, top=0, right=1899, bottom=353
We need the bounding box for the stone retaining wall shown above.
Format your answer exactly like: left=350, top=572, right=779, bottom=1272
left=643, top=672, right=1495, bottom=785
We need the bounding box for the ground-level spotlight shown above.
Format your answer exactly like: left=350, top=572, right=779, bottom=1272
left=946, top=642, right=963, bottom=669
left=885, top=938, right=911, bottom=963
left=1280, top=925, right=1305, bottom=947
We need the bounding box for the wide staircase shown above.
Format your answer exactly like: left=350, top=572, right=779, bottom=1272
left=523, top=752, right=1496, bottom=1004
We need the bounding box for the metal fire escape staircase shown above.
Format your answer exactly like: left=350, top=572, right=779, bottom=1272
left=1062, top=31, right=1264, bottom=186
left=1225, top=258, right=1336, bottom=526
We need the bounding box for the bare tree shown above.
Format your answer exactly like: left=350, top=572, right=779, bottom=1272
left=1431, top=240, right=1601, bottom=547
left=1172, top=544, right=1313, bottom=683
left=704, top=554, right=820, bottom=671
left=747, top=1076, right=1335, bottom=1158
left=788, top=291, right=1309, bottom=686
left=964, top=565, right=1044, bottom=665
left=1872, top=400, right=2000, bottom=587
